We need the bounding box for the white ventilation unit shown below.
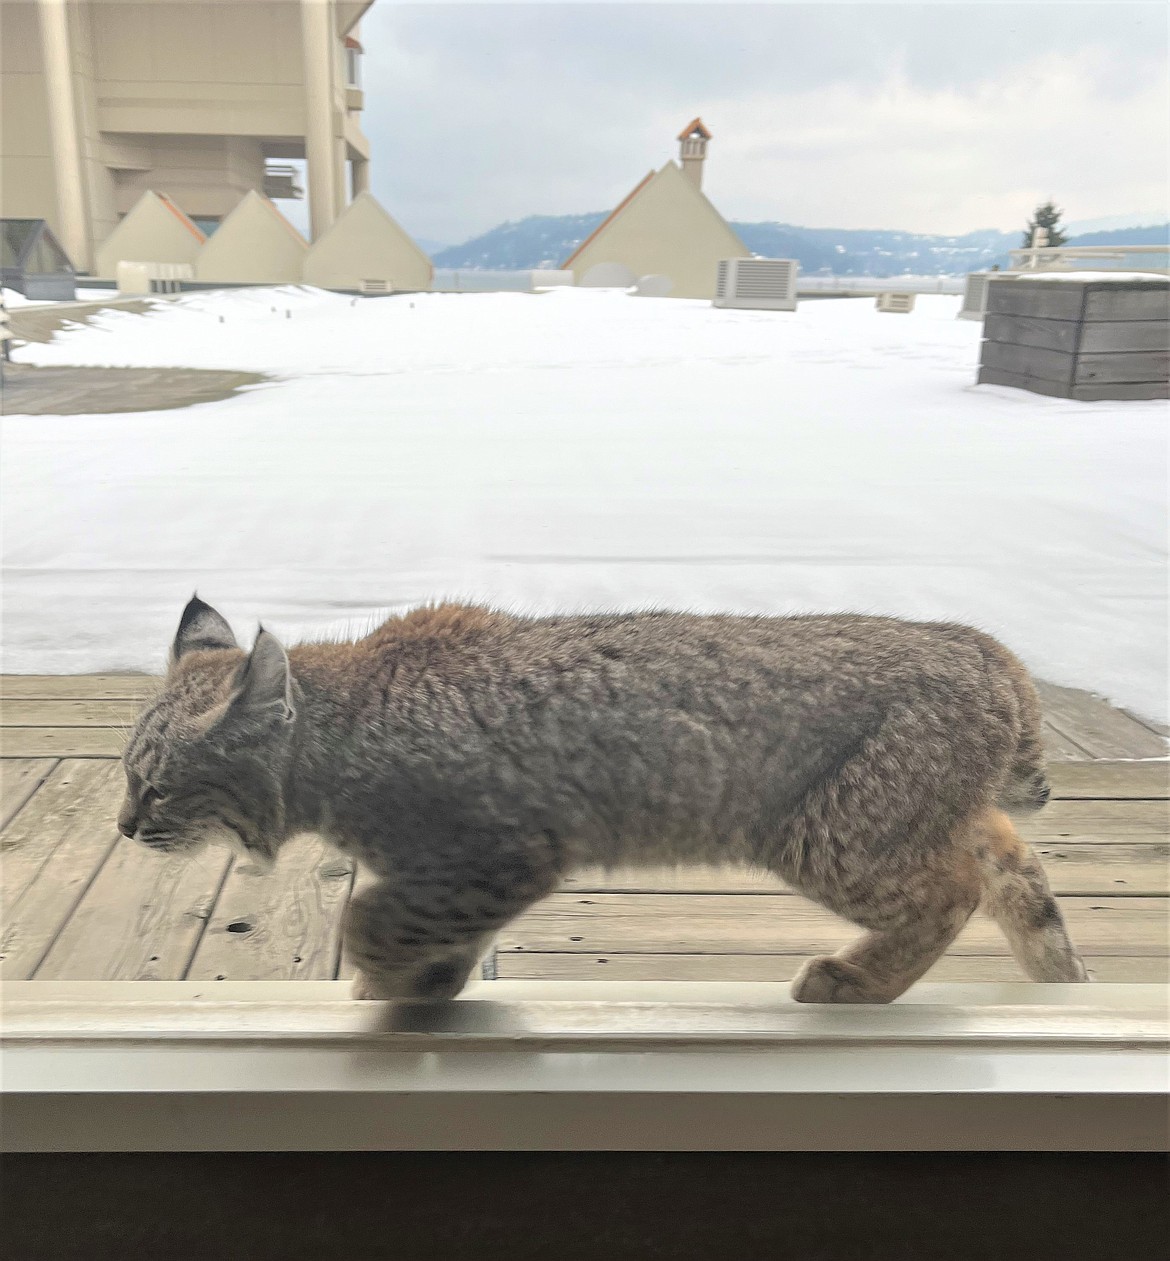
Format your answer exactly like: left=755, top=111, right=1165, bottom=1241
left=713, top=258, right=798, bottom=311
left=876, top=291, right=916, bottom=314
left=958, top=272, right=994, bottom=320
left=359, top=278, right=392, bottom=295
left=115, top=260, right=193, bottom=295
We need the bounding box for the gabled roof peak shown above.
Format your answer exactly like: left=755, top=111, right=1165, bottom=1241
left=677, top=117, right=712, bottom=141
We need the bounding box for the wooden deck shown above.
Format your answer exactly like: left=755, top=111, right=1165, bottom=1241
left=2, top=675, right=1166, bottom=987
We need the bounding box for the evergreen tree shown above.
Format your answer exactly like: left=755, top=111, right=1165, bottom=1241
left=1023, top=201, right=1068, bottom=248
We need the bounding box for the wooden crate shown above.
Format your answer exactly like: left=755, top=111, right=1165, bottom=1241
left=977, top=277, right=1169, bottom=401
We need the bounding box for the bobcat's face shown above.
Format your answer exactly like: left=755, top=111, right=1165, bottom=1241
left=119, top=597, right=297, bottom=868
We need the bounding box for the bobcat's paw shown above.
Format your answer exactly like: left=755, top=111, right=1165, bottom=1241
left=791, top=956, right=893, bottom=1004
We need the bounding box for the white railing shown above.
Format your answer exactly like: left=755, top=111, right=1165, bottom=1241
left=431, top=269, right=575, bottom=293
left=797, top=275, right=965, bottom=295
left=1007, top=243, right=1169, bottom=274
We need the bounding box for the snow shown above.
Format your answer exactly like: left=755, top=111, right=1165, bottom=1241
left=2, top=286, right=1166, bottom=723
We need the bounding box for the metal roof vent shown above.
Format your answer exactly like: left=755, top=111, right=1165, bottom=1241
left=959, top=271, right=995, bottom=320
left=876, top=291, right=916, bottom=313
left=713, top=258, right=798, bottom=311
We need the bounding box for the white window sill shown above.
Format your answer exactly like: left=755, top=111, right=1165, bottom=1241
left=2, top=981, right=1166, bottom=1153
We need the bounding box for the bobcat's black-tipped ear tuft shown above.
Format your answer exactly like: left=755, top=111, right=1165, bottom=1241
left=171, top=595, right=238, bottom=664
left=230, top=628, right=294, bottom=721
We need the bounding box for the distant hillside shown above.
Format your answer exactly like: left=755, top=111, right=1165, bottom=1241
left=732, top=223, right=1017, bottom=277
left=1066, top=223, right=1169, bottom=247
left=430, top=214, right=1169, bottom=276
left=414, top=237, right=452, bottom=257
left=432, top=214, right=606, bottom=270
left=432, top=215, right=1020, bottom=276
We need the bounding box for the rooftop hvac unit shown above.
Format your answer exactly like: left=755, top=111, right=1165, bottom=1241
left=359, top=278, right=392, bottom=295
left=115, top=260, right=192, bottom=295
left=958, top=272, right=995, bottom=320
left=713, top=258, right=798, bottom=311
left=876, top=291, right=915, bottom=314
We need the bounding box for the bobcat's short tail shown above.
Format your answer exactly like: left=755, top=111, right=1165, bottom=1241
left=972, top=807, right=1089, bottom=983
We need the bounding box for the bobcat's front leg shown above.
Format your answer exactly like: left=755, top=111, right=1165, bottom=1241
left=345, top=881, right=493, bottom=1000
left=345, top=834, right=561, bottom=1000
left=350, top=950, right=483, bottom=1001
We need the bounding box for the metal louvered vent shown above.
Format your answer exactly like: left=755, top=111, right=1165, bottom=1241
left=958, top=272, right=992, bottom=321
left=359, top=278, right=392, bottom=295
left=712, top=258, right=798, bottom=310
left=715, top=261, right=730, bottom=301
left=876, top=291, right=916, bottom=314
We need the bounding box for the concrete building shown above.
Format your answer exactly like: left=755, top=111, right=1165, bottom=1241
left=1, top=0, right=375, bottom=272
left=562, top=118, right=750, bottom=300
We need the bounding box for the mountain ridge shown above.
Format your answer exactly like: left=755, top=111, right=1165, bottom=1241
left=431, top=216, right=1168, bottom=276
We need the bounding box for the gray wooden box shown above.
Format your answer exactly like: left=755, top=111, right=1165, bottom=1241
left=977, top=277, right=1169, bottom=401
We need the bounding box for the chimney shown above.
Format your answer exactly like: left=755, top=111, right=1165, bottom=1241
left=677, top=117, right=712, bottom=190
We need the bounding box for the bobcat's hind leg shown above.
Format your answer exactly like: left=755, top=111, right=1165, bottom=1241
left=789, top=845, right=983, bottom=1005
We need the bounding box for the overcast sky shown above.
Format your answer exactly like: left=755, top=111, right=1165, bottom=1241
left=355, top=2, right=1168, bottom=246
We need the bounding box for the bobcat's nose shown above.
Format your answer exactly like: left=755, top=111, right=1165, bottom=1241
left=116, top=800, right=139, bottom=838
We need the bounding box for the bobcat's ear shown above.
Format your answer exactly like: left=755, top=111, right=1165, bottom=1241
left=229, top=628, right=294, bottom=722
left=171, top=595, right=237, bottom=665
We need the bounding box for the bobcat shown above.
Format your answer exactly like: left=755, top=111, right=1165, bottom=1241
left=119, top=596, right=1088, bottom=1002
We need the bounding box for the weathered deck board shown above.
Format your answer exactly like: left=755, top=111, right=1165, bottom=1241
left=1035, top=680, right=1167, bottom=760
left=0, top=762, right=124, bottom=980
left=495, top=953, right=1170, bottom=984
left=0, top=699, right=143, bottom=728
left=1023, top=799, right=1168, bottom=837
left=1041, top=724, right=1095, bottom=761
left=34, top=844, right=232, bottom=982
left=0, top=758, right=57, bottom=830
left=0, top=674, right=160, bottom=701
left=1046, top=761, right=1167, bottom=799
left=185, top=836, right=355, bottom=982
left=0, top=728, right=126, bottom=757
left=0, top=762, right=122, bottom=905
left=498, top=893, right=1169, bottom=958
left=1026, top=843, right=1168, bottom=896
